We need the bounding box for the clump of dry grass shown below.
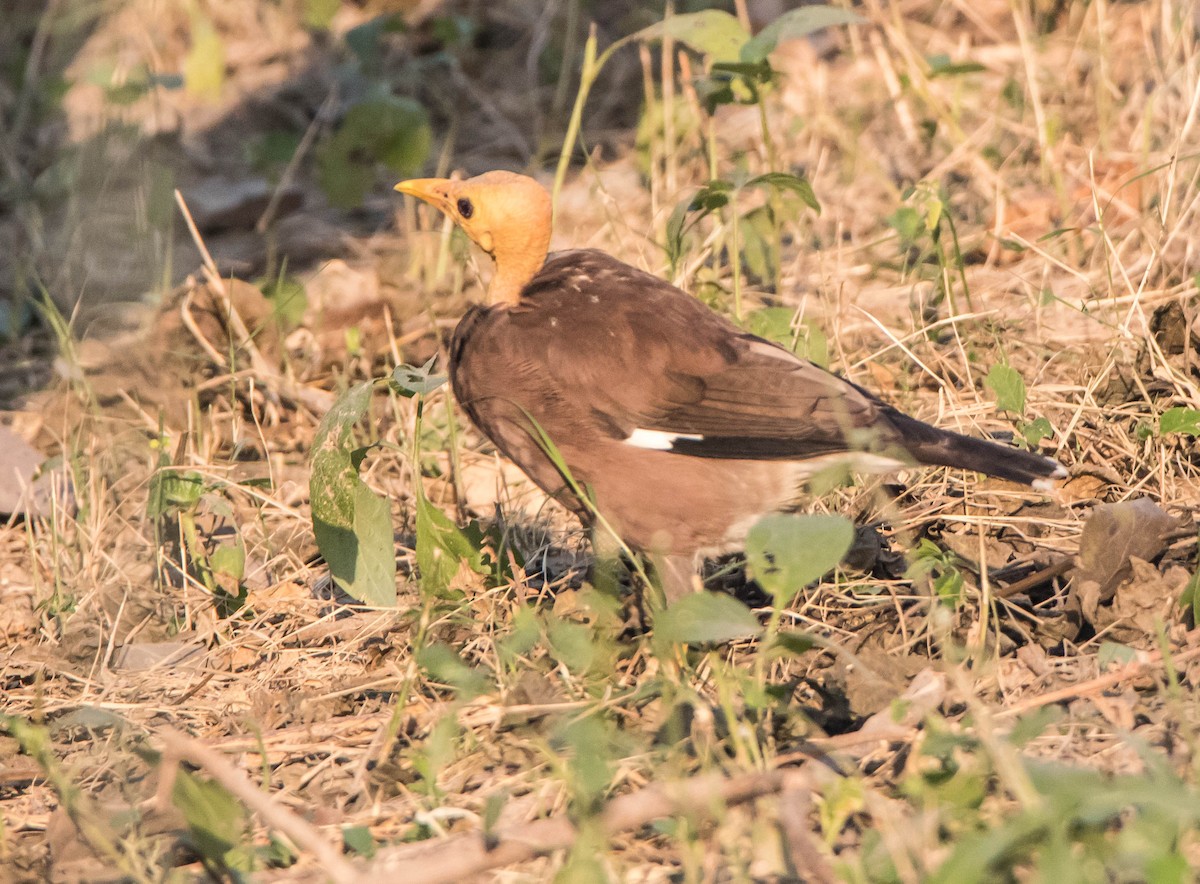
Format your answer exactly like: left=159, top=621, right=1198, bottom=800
left=4, top=0, right=1200, bottom=880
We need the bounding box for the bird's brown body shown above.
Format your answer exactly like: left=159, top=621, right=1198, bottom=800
left=395, top=171, right=1067, bottom=596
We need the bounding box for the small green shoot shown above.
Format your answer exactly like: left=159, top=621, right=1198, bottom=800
left=906, top=539, right=965, bottom=607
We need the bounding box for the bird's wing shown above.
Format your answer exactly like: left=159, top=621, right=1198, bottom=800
left=599, top=333, right=904, bottom=460
left=519, top=252, right=905, bottom=461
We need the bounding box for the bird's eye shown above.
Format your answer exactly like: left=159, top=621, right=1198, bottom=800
left=456, top=198, right=474, bottom=219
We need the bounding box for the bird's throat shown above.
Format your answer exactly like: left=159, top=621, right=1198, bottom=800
left=486, top=248, right=546, bottom=308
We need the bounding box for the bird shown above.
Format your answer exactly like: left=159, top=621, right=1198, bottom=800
left=394, top=170, right=1067, bottom=601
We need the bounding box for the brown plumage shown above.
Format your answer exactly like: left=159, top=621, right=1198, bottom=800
left=395, top=171, right=1067, bottom=597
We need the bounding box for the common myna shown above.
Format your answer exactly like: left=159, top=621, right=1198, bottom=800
left=394, top=171, right=1067, bottom=599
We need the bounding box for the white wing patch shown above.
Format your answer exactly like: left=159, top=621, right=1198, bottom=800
left=624, top=428, right=704, bottom=450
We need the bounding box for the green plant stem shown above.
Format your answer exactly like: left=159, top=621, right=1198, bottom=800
left=756, top=99, right=784, bottom=294
left=554, top=29, right=635, bottom=216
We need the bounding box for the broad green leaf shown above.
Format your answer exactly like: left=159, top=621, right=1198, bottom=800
left=310, top=381, right=397, bottom=606
left=887, top=205, right=924, bottom=245
left=771, top=629, right=817, bottom=657
left=1097, top=640, right=1137, bottom=670
left=654, top=592, right=762, bottom=645
left=985, top=362, right=1026, bottom=415
left=745, top=513, right=854, bottom=603
left=1006, top=705, right=1062, bottom=748
left=745, top=306, right=798, bottom=348
left=635, top=10, right=749, bottom=63
left=741, top=6, right=862, bottom=64
left=497, top=605, right=540, bottom=667
left=183, top=15, right=225, bottom=101
left=1159, top=406, right=1200, bottom=436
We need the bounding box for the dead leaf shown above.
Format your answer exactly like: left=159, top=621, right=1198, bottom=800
left=938, top=531, right=1015, bottom=572
left=838, top=648, right=928, bottom=719
left=1070, top=498, right=1177, bottom=604
left=111, top=639, right=206, bottom=672
left=1059, top=474, right=1108, bottom=505
left=1100, top=559, right=1189, bottom=647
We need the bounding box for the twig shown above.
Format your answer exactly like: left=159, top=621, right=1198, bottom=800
left=362, top=770, right=791, bottom=881
left=994, top=556, right=1074, bottom=599
left=174, top=191, right=335, bottom=414
left=997, top=643, right=1200, bottom=719
left=256, top=89, right=338, bottom=234
left=155, top=728, right=359, bottom=884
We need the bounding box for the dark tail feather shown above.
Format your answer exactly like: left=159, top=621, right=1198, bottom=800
left=887, top=410, right=1067, bottom=489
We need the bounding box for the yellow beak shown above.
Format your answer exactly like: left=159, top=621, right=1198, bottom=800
left=394, top=178, right=452, bottom=208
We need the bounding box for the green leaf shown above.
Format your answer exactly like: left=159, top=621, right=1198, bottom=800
left=317, top=96, right=431, bottom=209
left=1159, top=406, right=1200, bottom=436
left=747, top=171, right=821, bottom=213
left=257, top=274, right=308, bottom=329
left=739, top=205, right=775, bottom=283
left=208, top=541, right=245, bottom=582
left=985, top=362, right=1027, bottom=415
left=418, top=643, right=490, bottom=698
left=635, top=10, right=749, bottom=63
left=745, top=307, right=797, bottom=348
left=1179, top=564, right=1200, bottom=626
left=1097, top=640, right=1137, bottom=670
left=654, top=592, right=762, bottom=645
left=771, top=629, right=817, bottom=656
left=547, top=619, right=596, bottom=673
left=391, top=355, right=448, bottom=398
left=302, top=0, right=340, bottom=30
left=741, top=5, right=863, bottom=64
left=414, top=488, right=483, bottom=598
left=927, top=53, right=987, bottom=78
left=887, top=205, right=925, bottom=246
left=1007, top=705, right=1062, bottom=748
left=497, top=605, right=540, bottom=667
left=745, top=513, right=854, bottom=603
left=183, top=15, right=225, bottom=101
left=341, top=825, right=376, bottom=858
left=310, top=381, right=397, bottom=606
left=1020, top=415, right=1053, bottom=447
left=173, top=770, right=253, bottom=872
left=147, top=469, right=204, bottom=520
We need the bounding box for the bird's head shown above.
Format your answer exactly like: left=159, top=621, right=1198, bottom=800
left=394, top=171, right=552, bottom=306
